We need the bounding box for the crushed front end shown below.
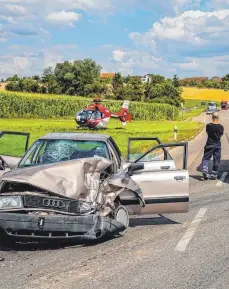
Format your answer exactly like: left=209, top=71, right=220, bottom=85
left=0, top=157, right=143, bottom=243
left=0, top=190, right=126, bottom=242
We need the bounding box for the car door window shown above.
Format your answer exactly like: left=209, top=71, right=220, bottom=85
left=0, top=131, right=30, bottom=157
left=134, top=142, right=188, bottom=171
left=127, top=138, right=172, bottom=163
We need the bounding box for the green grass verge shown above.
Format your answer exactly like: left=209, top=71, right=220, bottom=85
left=184, top=99, right=220, bottom=108
left=177, top=108, right=204, bottom=120
left=0, top=118, right=204, bottom=157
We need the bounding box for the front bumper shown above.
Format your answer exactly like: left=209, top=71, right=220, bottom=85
left=0, top=213, right=125, bottom=242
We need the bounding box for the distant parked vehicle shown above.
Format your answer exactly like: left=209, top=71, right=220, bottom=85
left=221, top=100, right=229, bottom=110
left=206, top=102, right=218, bottom=115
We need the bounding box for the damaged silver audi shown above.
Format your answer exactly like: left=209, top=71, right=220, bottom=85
left=0, top=131, right=189, bottom=243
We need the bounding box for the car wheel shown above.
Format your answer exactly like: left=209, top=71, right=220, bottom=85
left=114, top=205, right=129, bottom=236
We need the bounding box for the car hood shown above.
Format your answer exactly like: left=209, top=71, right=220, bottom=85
left=1, top=157, right=112, bottom=199
left=1, top=157, right=144, bottom=209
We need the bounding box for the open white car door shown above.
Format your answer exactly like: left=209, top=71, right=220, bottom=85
left=0, top=131, right=30, bottom=176
left=120, top=138, right=189, bottom=215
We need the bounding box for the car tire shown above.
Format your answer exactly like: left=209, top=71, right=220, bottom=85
left=114, top=205, right=129, bottom=236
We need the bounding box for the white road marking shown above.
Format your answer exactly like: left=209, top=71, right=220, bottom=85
left=216, top=172, right=228, bottom=187
left=175, top=208, right=207, bottom=252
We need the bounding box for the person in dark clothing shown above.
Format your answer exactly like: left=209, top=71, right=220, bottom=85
left=201, top=112, right=224, bottom=180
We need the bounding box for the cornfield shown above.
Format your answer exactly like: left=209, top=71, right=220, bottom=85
left=0, top=91, right=179, bottom=121
left=182, top=87, right=229, bottom=102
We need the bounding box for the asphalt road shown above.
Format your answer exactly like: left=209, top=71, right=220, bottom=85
left=1, top=111, right=229, bottom=289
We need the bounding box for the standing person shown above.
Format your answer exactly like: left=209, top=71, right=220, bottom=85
left=201, top=112, right=224, bottom=180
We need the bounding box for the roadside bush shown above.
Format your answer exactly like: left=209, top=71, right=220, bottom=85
left=0, top=91, right=179, bottom=121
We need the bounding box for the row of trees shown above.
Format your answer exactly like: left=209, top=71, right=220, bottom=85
left=2, top=58, right=183, bottom=107
left=180, top=75, right=229, bottom=90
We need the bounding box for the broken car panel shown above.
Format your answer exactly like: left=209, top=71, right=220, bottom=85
left=0, top=132, right=189, bottom=242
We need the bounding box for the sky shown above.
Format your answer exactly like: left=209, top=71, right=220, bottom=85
left=1, top=0, right=229, bottom=79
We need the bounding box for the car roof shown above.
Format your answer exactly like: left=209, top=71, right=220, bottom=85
left=39, top=132, right=110, bottom=142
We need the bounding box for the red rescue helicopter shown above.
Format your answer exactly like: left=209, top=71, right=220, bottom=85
left=75, top=99, right=131, bottom=129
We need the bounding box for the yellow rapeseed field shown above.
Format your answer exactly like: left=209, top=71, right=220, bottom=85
left=182, top=87, right=229, bottom=102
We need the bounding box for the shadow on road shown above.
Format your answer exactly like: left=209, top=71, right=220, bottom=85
left=190, top=175, right=205, bottom=181
left=0, top=237, right=115, bottom=252
left=0, top=233, right=117, bottom=252
left=129, top=214, right=180, bottom=227
left=190, top=160, right=229, bottom=182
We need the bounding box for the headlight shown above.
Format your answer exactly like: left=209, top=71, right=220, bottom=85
left=0, top=196, right=23, bottom=210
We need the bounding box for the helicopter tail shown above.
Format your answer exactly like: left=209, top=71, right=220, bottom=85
left=111, top=100, right=131, bottom=125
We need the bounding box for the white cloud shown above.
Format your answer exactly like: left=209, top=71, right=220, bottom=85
left=112, top=50, right=127, bottom=62
left=179, top=54, right=229, bottom=76
left=179, top=60, right=199, bottom=70
left=174, top=0, right=202, bottom=14
left=54, top=0, right=113, bottom=12
left=5, top=4, right=27, bottom=15
left=46, top=11, right=82, bottom=26
left=1, top=0, right=229, bottom=78
left=0, top=15, right=17, bottom=24
left=130, top=10, right=229, bottom=45
left=110, top=49, right=164, bottom=75
left=106, top=8, right=229, bottom=77
left=0, top=44, right=78, bottom=78
left=212, top=0, right=229, bottom=8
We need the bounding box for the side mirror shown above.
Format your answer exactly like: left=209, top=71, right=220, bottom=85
left=128, top=163, right=144, bottom=175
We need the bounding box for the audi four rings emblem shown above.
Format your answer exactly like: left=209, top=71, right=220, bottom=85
left=43, top=199, right=65, bottom=209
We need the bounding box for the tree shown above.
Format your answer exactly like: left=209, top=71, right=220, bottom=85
left=54, top=58, right=102, bottom=95
left=19, top=78, right=39, bottom=93
left=0, top=78, right=4, bottom=83
left=54, top=61, right=74, bottom=94
left=85, top=81, right=111, bottom=98
left=112, top=73, right=124, bottom=99
left=123, top=77, right=144, bottom=102
left=5, top=81, right=20, bottom=91
left=42, top=67, right=61, bottom=94
left=101, top=76, right=113, bottom=84
left=42, top=67, right=54, bottom=83
left=71, top=58, right=102, bottom=95
left=144, top=80, right=182, bottom=107
left=124, top=75, right=131, bottom=83
left=6, top=74, right=20, bottom=82
left=112, top=73, right=123, bottom=89
left=222, top=74, right=229, bottom=82
left=190, top=80, right=197, bottom=87
left=172, top=75, right=180, bottom=87
left=197, top=82, right=204, bottom=89
left=32, top=75, right=41, bottom=81
left=148, top=74, right=165, bottom=84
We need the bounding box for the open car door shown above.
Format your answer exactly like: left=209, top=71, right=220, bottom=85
left=120, top=138, right=189, bottom=215
left=0, top=131, right=30, bottom=174
left=126, top=137, right=176, bottom=171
